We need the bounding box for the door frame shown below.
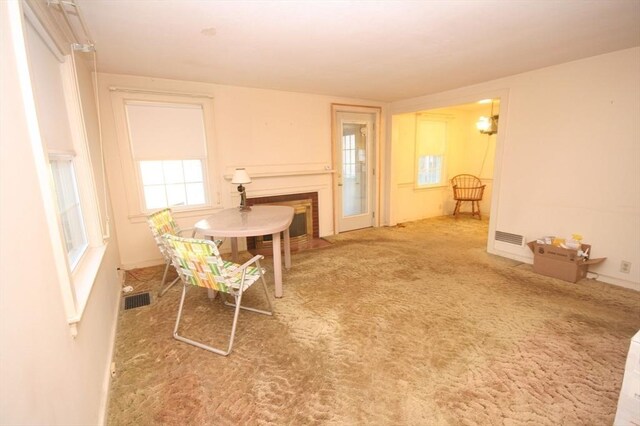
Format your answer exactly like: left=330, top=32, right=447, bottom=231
left=331, top=104, right=382, bottom=234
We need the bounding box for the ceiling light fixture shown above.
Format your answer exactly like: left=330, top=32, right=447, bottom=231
left=476, top=100, right=499, bottom=135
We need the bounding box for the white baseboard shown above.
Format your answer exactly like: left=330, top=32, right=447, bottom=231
left=120, top=258, right=165, bottom=270
left=98, top=280, right=123, bottom=426
left=593, top=274, right=640, bottom=292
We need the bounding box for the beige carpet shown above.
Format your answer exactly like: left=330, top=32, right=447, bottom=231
left=107, top=216, right=640, bottom=425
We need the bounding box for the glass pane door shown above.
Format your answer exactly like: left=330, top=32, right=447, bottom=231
left=334, top=109, right=376, bottom=233
left=342, top=123, right=368, bottom=217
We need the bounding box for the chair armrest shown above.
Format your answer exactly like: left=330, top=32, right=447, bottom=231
left=225, top=254, right=265, bottom=276
left=234, top=254, right=265, bottom=272
left=225, top=255, right=265, bottom=290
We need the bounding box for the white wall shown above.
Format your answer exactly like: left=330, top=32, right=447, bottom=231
left=0, top=2, right=121, bottom=424
left=391, top=105, right=497, bottom=223
left=390, top=47, right=640, bottom=290
left=97, top=73, right=386, bottom=269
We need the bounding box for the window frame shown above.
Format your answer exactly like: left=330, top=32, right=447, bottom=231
left=110, top=90, right=221, bottom=219
left=58, top=51, right=107, bottom=328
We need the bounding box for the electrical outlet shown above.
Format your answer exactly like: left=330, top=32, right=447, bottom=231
left=620, top=261, right=632, bottom=274
left=116, top=267, right=126, bottom=284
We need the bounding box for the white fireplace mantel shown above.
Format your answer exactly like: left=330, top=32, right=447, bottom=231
left=222, top=169, right=335, bottom=181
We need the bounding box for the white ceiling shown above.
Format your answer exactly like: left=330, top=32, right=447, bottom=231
left=75, top=0, right=640, bottom=102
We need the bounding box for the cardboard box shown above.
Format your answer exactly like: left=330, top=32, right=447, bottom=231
left=527, top=241, right=606, bottom=283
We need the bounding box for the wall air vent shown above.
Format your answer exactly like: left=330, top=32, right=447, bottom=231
left=495, top=230, right=524, bottom=246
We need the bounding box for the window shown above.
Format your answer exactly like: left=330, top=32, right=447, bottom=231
left=119, top=100, right=214, bottom=213
left=342, top=134, right=356, bottom=178
left=20, top=3, right=109, bottom=331
left=417, top=155, right=443, bottom=186
left=415, top=119, right=446, bottom=187
left=24, top=14, right=96, bottom=272
left=139, top=159, right=206, bottom=209
left=50, top=157, right=88, bottom=268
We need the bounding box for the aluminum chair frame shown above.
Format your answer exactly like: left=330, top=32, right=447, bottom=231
left=146, top=209, right=183, bottom=296
left=163, top=234, right=273, bottom=356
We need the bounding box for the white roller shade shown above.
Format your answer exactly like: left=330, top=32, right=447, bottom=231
left=416, top=120, right=446, bottom=156
left=125, top=102, right=207, bottom=159
left=25, top=19, right=75, bottom=154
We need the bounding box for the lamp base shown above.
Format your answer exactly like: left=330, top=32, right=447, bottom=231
left=237, top=185, right=251, bottom=211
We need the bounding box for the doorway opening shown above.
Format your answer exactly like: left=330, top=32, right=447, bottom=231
left=390, top=99, right=501, bottom=227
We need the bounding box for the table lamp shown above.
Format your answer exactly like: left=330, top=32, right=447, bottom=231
left=231, top=168, right=252, bottom=211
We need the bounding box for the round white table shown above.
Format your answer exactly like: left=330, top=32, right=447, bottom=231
left=193, top=205, right=294, bottom=298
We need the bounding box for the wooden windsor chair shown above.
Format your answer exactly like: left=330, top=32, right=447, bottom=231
left=451, top=174, right=486, bottom=220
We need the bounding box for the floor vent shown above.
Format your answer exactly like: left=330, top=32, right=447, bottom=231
left=495, top=230, right=524, bottom=246
left=123, top=292, right=151, bottom=310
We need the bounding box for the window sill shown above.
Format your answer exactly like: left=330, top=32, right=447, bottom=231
left=222, top=169, right=335, bottom=180
left=414, top=184, right=448, bottom=190
left=67, top=243, right=108, bottom=336
left=127, top=204, right=223, bottom=224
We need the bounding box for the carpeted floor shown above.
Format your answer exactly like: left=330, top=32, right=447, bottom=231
left=107, top=216, right=640, bottom=425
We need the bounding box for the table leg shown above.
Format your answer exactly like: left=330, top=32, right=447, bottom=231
left=272, top=232, right=283, bottom=298
left=230, top=237, right=239, bottom=262
left=283, top=227, right=291, bottom=269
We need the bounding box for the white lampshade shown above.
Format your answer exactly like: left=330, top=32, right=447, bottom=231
left=231, top=168, right=252, bottom=184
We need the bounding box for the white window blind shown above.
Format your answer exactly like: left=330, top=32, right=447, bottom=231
left=125, top=102, right=207, bottom=159
left=25, top=19, right=74, bottom=154
left=416, top=120, right=446, bottom=187
left=416, top=120, right=446, bottom=157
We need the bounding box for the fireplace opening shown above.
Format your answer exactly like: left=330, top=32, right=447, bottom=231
left=255, top=198, right=312, bottom=249
left=246, top=192, right=327, bottom=253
